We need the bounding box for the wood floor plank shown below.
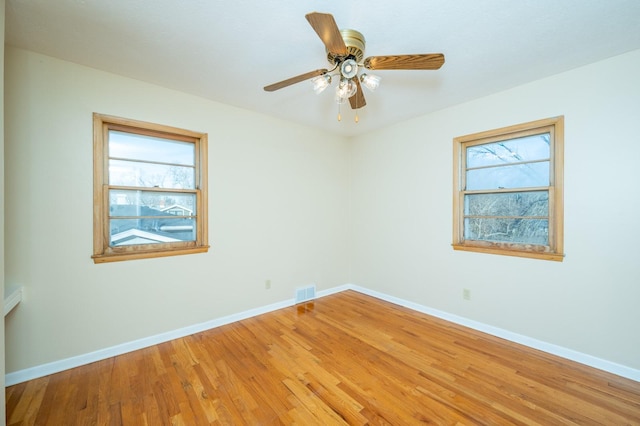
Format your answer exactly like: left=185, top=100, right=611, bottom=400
left=6, top=377, right=49, bottom=425
left=6, top=290, right=640, bottom=425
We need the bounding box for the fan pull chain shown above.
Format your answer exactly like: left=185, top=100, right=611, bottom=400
left=337, top=103, right=342, bottom=122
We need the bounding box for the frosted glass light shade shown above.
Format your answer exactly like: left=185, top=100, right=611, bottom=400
left=335, top=78, right=357, bottom=103
left=311, top=74, right=332, bottom=94
left=360, top=73, right=381, bottom=91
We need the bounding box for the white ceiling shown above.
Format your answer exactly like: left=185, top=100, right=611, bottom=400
left=6, top=1, right=640, bottom=137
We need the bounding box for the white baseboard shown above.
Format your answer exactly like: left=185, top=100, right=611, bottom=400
left=348, top=284, right=640, bottom=383
left=6, top=283, right=639, bottom=386
left=6, top=296, right=296, bottom=386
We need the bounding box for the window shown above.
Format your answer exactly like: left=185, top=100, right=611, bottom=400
left=93, top=114, right=208, bottom=263
left=453, top=116, right=564, bottom=261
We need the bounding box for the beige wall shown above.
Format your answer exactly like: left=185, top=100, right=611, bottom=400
left=1, top=0, right=6, bottom=422
left=4, top=47, right=351, bottom=373
left=4, top=44, right=640, bottom=379
left=350, top=48, right=640, bottom=369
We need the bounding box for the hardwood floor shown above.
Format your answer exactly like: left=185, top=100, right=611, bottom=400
left=6, top=290, right=640, bottom=425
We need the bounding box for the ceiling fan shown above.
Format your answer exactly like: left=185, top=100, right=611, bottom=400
left=264, top=12, right=445, bottom=121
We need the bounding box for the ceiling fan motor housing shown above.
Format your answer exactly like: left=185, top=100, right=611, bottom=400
left=327, top=29, right=365, bottom=64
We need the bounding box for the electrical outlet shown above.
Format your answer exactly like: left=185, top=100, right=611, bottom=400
left=265, top=279, right=271, bottom=290
left=463, top=288, right=471, bottom=300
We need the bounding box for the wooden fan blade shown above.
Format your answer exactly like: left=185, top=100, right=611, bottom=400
left=349, top=78, right=366, bottom=110
left=264, top=69, right=328, bottom=92
left=363, top=54, right=445, bottom=70
left=305, top=12, right=347, bottom=56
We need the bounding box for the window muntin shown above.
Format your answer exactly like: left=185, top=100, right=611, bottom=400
left=93, top=114, right=208, bottom=263
left=453, top=117, right=564, bottom=261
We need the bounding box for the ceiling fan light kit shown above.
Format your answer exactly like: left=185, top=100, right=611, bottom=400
left=311, top=74, right=332, bottom=94
left=264, top=12, right=445, bottom=123
left=340, top=58, right=359, bottom=79
left=336, top=78, right=358, bottom=103
left=360, top=73, right=381, bottom=91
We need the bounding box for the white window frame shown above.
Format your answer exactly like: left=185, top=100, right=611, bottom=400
left=92, top=113, right=209, bottom=263
left=452, top=116, right=564, bottom=261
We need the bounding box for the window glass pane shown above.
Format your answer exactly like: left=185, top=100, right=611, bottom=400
left=109, top=189, right=196, bottom=246
left=464, top=191, right=548, bottom=217
left=466, top=133, right=550, bottom=168
left=110, top=217, right=196, bottom=246
left=464, top=218, right=548, bottom=245
left=109, top=159, right=195, bottom=189
left=466, top=161, right=549, bottom=190
left=110, top=190, right=196, bottom=217
left=109, top=131, right=194, bottom=165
